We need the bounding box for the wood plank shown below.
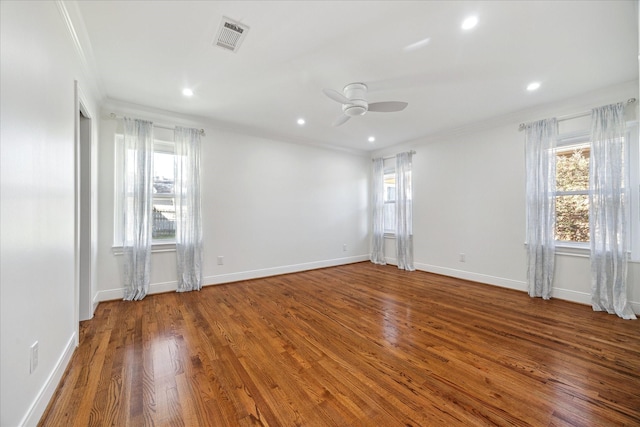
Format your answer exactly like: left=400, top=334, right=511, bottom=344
left=39, top=263, right=640, bottom=426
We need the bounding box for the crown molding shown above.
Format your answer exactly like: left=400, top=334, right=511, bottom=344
left=55, top=0, right=105, bottom=101
left=101, top=98, right=370, bottom=158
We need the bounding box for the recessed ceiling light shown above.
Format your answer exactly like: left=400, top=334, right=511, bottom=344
left=182, top=88, right=194, bottom=97
left=461, top=16, right=478, bottom=30
left=297, top=118, right=306, bottom=125
left=368, top=136, right=376, bottom=143
left=527, top=82, right=541, bottom=91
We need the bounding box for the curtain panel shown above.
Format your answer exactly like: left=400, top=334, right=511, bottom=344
left=175, top=127, right=204, bottom=292
left=371, top=157, right=386, bottom=265
left=396, top=151, right=415, bottom=271
left=525, top=118, right=557, bottom=299
left=589, top=103, right=636, bottom=319
left=122, top=118, right=154, bottom=301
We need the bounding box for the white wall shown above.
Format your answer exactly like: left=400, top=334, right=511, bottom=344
left=0, top=2, right=99, bottom=426
left=374, top=80, right=640, bottom=314
left=95, top=101, right=371, bottom=300
left=0, top=4, right=635, bottom=426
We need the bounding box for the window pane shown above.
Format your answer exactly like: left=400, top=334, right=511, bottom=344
left=556, top=144, right=589, bottom=191
left=153, top=198, right=175, bottom=240
left=555, top=194, right=589, bottom=242
left=384, top=202, right=395, bottom=234
left=153, top=152, right=174, bottom=194
left=383, top=172, right=396, bottom=233
left=384, top=173, right=396, bottom=202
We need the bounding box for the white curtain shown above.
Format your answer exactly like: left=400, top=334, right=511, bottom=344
left=371, top=157, right=386, bottom=265
left=122, top=118, right=154, bottom=301
left=590, top=103, right=636, bottom=319
left=175, top=127, right=203, bottom=292
left=525, top=118, right=557, bottom=299
left=396, top=151, right=415, bottom=271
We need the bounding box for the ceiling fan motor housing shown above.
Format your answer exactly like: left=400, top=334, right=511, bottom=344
left=343, top=83, right=368, bottom=116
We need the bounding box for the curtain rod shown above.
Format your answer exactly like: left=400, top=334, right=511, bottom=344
left=372, top=150, right=416, bottom=162
left=518, top=98, right=636, bottom=131
left=108, top=113, right=206, bottom=136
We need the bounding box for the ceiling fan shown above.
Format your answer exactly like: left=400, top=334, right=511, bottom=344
left=322, top=82, right=408, bottom=127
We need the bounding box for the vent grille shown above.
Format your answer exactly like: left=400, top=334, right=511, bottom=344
left=214, top=17, right=249, bottom=53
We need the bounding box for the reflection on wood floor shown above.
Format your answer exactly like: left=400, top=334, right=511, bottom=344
left=40, top=262, right=640, bottom=426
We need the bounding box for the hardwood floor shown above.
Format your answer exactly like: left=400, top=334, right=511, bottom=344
left=40, top=263, right=640, bottom=426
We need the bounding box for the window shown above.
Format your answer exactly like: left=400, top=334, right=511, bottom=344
left=114, top=135, right=177, bottom=248
left=553, top=124, right=639, bottom=256
left=152, top=142, right=176, bottom=241
left=555, top=138, right=590, bottom=243
left=383, top=170, right=396, bottom=234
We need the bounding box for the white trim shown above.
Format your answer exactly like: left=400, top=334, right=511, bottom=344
left=550, top=287, right=591, bottom=305
left=414, top=262, right=639, bottom=314
left=97, top=279, right=179, bottom=302
left=555, top=242, right=590, bottom=258
left=384, top=256, right=398, bottom=266
left=111, top=243, right=176, bottom=255
left=73, top=80, right=80, bottom=349
left=75, top=82, right=96, bottom=323
left=627, top=122, right=640, bottom=261
left=56, top=1, right=87, bottom=76
left=526, top=242, right=639, bottom=262
left=551, top=289, right=639, bottom=315
left=414, top=262, right=527, bottom=291
left=55, top=1, right=104, bottom=100
left=95, top=255, right=369, bottom=302
left=206, top=255, right=368, bottom=285
left=556, top=130, right=590, bottom=146
left=103, top=99, right=370, bottom=157
left=92, top=292, right=100, bottom=314
left=113, top=134, right=179, bottom=248
left=20, top=332, right=77, bottom=427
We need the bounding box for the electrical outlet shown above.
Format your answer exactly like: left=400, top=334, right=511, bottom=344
left=217, top=256, right=224, bottom=265
left=459, top=253, right=466, bottom=262
left=343, top=244, right=348, bottom=252
left=30, top=341, right=39, bottom=373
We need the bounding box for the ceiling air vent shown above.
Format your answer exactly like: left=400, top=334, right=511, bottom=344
left=214, top=17, right=249, bottom=53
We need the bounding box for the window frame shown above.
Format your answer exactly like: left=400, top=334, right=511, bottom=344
left=383, top=164, right=396, bottom=236
left=553, top=123, right=639, bottom=262
left=554, top=131, right=591, bottom=247
left=151, top=141, right=177, bottom=244
left=112, top=135, right=177, bottom=254
left=627, top=122, right=639, bottom=262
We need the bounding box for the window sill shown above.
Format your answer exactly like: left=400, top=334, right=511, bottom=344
left=383, top=233, right=416, bottom=239
left=112, top=242, right=176, bottom=256
left=524, top=242, right=638, bottom=263
left=555, top=242, right=589, bottom=258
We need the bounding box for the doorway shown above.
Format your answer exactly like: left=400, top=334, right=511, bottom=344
left=75, top=81, right=95, bottom=324
left=78, top=109, right=92, bottom=320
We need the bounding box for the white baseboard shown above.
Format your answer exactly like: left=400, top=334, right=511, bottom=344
left=413, top=262, right=639, bottom=315
left=414, top=262, right=528, bottom=292
left=96, top=255, right=369, bottom=302
left=95, top=254, right=640, bottom=315
left=96, top=279, right=179, bottom=302
left=551, top=289, right=640, bottom=315
left=550, top=287, right=591, bottom=305
left=21, top=332, right=77, bottom=427
left=205, top=255, right=369, bottom=285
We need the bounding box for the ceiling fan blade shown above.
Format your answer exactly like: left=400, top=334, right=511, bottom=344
left=367, top=101, right=408, bottom=112
left=323, top=88, right=351, bottom=104
left=332, top=114, right=351, bottom=127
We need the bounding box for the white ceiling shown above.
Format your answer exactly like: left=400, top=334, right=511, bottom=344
left=74, top=0, right=638, bottom=152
